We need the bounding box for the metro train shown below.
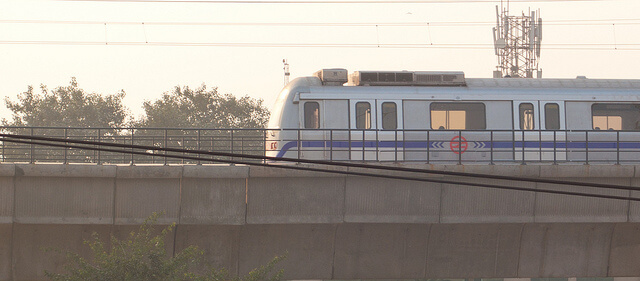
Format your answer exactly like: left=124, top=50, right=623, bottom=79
left=265, top=68, right=640, bottom=164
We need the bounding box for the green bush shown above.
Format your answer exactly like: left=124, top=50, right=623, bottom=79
left=46, top=213, right=285, bottom=281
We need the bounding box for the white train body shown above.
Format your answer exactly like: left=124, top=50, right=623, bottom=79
left=266, top=69, right=640, bottom=164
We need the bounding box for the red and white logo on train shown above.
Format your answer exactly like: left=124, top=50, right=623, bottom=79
left=450, top=136, right=468, bottom=154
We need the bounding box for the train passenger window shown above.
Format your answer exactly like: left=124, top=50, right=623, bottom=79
left=592, top=103, right=640, bottom=130
left=381, top=102, right=397, bottom=130
left=355, top=102, right=371, bottom=129
left=519, top=103, right=535, bottom=130
left=430, top=102, right=485, bottom=130
left=545, top=103, right=560, bottom=130
left=304, top=102, right=320, bottom=129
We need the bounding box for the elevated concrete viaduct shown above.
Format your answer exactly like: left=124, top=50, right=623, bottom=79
left=2, top=163, right=640, bottom=280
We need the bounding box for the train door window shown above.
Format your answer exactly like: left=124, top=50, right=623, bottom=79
left=545, top=103, right=560, bottom=130
left=519, top=103, right=535, bottom=130
left=304, top=102, right=320, bottom=129
left=430, top=102, right=486, bottom=130
left=381, top=102, right=397, bottom=130
left=592, top=103, right=640, bottom=130
left=356, top=102, right=372, bottom=129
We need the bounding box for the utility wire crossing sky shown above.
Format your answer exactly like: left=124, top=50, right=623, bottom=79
left=0, top=0, right=638, bottom=120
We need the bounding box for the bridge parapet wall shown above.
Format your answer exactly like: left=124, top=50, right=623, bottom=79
left=3, top=163, right=640, bottom=226
left=3, top=163, right=640, bottom=280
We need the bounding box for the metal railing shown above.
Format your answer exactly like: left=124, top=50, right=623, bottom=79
left=271, top=128, right=640, bottom=165
left=0, top=127, right=266, bottom=165
left=2, top=126, right=640, bottom=165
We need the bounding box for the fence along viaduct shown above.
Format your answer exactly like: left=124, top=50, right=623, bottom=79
left=2, top=163, right=640, bottom=280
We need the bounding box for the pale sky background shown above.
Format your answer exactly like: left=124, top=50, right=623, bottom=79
left=0, top=0, right=639, bottom=121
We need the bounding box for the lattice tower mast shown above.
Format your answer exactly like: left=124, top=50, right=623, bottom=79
left=493, top=0, right=542, bottom=78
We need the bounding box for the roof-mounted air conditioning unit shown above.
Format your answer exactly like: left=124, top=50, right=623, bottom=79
left=314, top=69, right=348, bottom=86
left=349, top=71, right=466, bottom=86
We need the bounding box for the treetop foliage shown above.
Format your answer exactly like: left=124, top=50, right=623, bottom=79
left=3, top=78, right=129, bottom=128
left=3, top=79, right=270, bottom=129
left=46, top=213, right=286, bottom=281
left=136, top=84, right=270, bottom=128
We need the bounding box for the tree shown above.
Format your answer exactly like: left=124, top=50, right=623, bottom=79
left=136, top=84, right=269, bottom=129
left=3, top=77, right=129, bottom=128
left=46, top=213, right=285, bottom=281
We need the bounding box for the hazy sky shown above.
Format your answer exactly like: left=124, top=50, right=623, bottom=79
left=1, top=0, right=639, bottom=120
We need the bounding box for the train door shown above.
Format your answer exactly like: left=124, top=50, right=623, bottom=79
left=323, top=100, right=349, bottom=160
left=349, top=100, right=377, bottom=161
left=299, top=100, right=324, bottom=160
left=376, top=100, right=404, bottom=161
left=540, top=101, right=566, bottom=161
left=299, top=100, right=349, bottom=160
left=513, top=101, right=540, bottom=161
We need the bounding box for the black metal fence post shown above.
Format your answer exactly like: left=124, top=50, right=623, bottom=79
left=458, top=130, right=462, bottom=165
left=585, top=131, right=589, bottom=165
left=97, top=129, right=101, bottom=165
left=490, top=130, right=494, bottom=165
left=197, top=129, right=202, bottom=165
left=130, top=129, right=135, bottom=165
left=616, top=131, right=621, bottom=165
left=64, top=128, right=68, bottom=164
left=30, top=127, right=34, bottom=163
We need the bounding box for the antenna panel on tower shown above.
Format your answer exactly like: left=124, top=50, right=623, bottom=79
left=493, top=4, right=542, bottom=78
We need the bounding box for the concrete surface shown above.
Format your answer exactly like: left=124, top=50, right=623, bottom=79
left=115, top=178, right=181, bottom=224
left=534, top=178, right=631, bottom=223
left=517, top=223, right=613, bottom=277
left=626, top=178, right=640, bottom=222
left=180, top=178, right=247, bottom=225
left=609, top=223, right=640, bottom=277
left=344, top=177, right=441, bottom=223
left=246, top=177, right=345, bottom=224
left=426, top=223, right=522, bottom=278
left=175, top=225, right=241, bottom=275
left=333, top=223, right=429, bottom=279
left=11, top=224, right=112, bottom=281
left=0, top=224, right=11, bottom=281
left=3, top=163, right=640, bottom=280
left=14, top=177, right=114, bottom=224
left=0, top=177, right=13, bottom=224
left=238, top=224, right=336, bottom=280
left=6, top=222, right=640, bottom=280
left=440, top=177, right=536, bottom=223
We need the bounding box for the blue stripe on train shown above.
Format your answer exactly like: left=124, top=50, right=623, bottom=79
left=275, top=140, right=640, bottom=158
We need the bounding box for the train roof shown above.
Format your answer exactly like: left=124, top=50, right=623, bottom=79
left=465, top=78, right=640, bottom=89
left=310, top=68, right=640, bottom=89
left=287, top=69, right=640, bottom=102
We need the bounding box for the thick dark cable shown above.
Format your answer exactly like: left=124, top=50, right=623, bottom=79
left=2, top=136, right=639, bottom=202
left=1, top=133, right=638, bottom=193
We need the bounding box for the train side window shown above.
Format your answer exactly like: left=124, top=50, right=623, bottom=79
left=519, top=103, right=535, bottom=130
left=545, top=103, right=560, bottom=130
left=304, top=102, right=320, bottom=129
left=355, top=102, right=371, bottom=129
left=430, top=102, right=485, bottom=130
left=381, top=102, right=397, bottom=130
left=592, top=103, right=640, bottom=130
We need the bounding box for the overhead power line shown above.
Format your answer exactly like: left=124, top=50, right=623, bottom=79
left=58, top=0, right=611, bottom=4
left=1, top=40, right=639, bottom=50
left=2, top=18, right=640, bottom=26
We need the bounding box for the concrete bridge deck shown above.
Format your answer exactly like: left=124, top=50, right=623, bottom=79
left=2, top=163, right=640, bottom=280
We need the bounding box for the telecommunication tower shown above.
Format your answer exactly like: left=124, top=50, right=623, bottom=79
left=492, top=1, right=542, bottom=78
